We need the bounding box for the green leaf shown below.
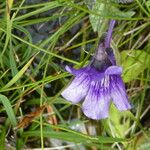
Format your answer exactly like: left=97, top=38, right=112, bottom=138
left=135, top=131, right=150, bottom=150
left=0, top=94, right=17, bottom=127
left=89, top=2, right=104, bottom=32
left=146, top=0, right=150, bottom=13
left=22, top=130, right=125, bottom=144
left=121, top=50, right=150, bottom=82
left=87, top=1, right=135, bottom=32
left=107, top=5, right=135, bottom=18
left=108, top=104, right=131, bottom=138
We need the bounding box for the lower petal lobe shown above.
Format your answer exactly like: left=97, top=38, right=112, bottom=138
left=82, top=81, right=110, bottom=120
left=61, top=73, right=90, bottom=104
left=110, top=76, right=131, bottom=111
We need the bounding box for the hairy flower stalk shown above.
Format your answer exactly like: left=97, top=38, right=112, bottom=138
left=61, top=20, right=131, bottom=120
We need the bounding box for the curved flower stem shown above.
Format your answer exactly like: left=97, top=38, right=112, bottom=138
left=105, top=20, right=116, bottom=48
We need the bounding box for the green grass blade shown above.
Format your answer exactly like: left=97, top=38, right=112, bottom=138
left=0, top=94, right=17, bottom=127
left=2, top=55, right=35, bottom=89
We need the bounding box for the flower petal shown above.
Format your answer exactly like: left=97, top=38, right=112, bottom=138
left=105, top=66, right=122, bottom=75
left=110, top=76, right=131, bottom=111
left=65, top=65, right=85, bottom=75
left=61, top=73, right=90, bottom=104
left=82, top=81, right=110, bottom=120
left=66, top=65, right=91, bottom=76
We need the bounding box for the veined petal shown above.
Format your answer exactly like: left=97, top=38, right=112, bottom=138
left=105, top=66, right=122, bottom=75
left=82, top=81, right=110, bottom=120
left=110, top=76, right=131, bottom=111
left=61, top=73, right=90, bottom=104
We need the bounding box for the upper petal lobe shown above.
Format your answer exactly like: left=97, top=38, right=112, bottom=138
left=105, top=66, right=122, bottom=75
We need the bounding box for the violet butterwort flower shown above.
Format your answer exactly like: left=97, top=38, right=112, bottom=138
left=61, top=21, right=131, bottom=120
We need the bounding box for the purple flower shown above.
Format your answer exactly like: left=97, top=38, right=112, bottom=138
left=61, top=20, right=131, bottom=120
